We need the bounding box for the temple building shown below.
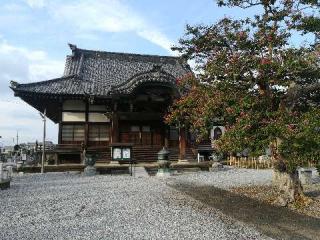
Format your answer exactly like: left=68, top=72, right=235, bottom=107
left=10, top=44, right=197, bottom=164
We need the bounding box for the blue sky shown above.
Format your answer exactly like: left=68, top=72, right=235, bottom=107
left=0, top=0, right=236, bottom=146
left=0, top=0, right=313, bottom=146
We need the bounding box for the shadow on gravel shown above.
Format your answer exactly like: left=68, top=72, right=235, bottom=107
left=169, top=183, right=320, bottom=240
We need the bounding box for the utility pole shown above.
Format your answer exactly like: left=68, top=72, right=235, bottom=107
left=39, top=109, right=46, bottom=174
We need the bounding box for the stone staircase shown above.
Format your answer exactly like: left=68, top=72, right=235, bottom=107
left=168, top=147, right=195, bottom=161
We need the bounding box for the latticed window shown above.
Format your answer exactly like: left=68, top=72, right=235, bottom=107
left=89, top=125, right=110, bottom=141
left=61, top=125, right=85, bottom=142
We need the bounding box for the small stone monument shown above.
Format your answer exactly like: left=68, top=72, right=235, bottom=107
left=210, top=153, right=224, bottom=171
left=156, top=147, right=171, bottom=177
left=299, top=168, right=313, bottom=185
left=83, top=153, right=97, bottom=176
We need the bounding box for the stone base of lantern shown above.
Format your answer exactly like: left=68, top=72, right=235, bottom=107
left=83, top=166, right=97, bottom=176
left=156, top=168, right=171, bottom=177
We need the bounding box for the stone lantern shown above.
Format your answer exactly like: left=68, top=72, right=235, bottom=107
left=156, top=147, right=171, bottom=177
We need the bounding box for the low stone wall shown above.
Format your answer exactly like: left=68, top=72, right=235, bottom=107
left=19, top=165, right=86, bottom=173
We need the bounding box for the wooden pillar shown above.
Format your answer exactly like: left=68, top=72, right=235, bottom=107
left=84, top=101, right=89, bottom=147
left=111, top=113, right=119, bottom=143
left=179, top=127, right=186, bottom=161
left=58, top=123, right=62, bottom=144
left=164, top=126, right=169, bottom=148
left=129, top=101, right=133, bottom=112
left=54, top=153, right=58, bottom=165
left=111, top=102, right=119, bottom=143
left=57, top=100, right=63, bottom=165
left=58, top=101, right=63, bottom=144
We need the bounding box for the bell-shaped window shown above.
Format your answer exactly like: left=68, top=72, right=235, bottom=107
left=213, top=127, right=222, bottom=140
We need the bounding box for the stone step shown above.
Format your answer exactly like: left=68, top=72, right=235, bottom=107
left=133, top=166, right=149, bottom=178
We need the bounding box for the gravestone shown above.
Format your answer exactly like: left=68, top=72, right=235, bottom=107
left=0, top=162, right=11, bottom=190
left=83, top=153, right=97, bottom=177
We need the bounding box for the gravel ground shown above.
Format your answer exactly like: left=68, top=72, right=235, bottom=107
left=0, top=171, right=272, bottom=240
left=165, top=168, right=320, bottom=240
left=168, top=167, right=273, bottom=189
left=229, top=184, right=320, bottom=219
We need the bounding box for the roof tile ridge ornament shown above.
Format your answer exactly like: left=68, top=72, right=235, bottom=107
left=68, top=43, right=77, bottom=57
left=10, top=80, right=19, bottom=89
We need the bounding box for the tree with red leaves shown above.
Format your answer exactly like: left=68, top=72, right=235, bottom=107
left=166, top=0, right=320, bottom=203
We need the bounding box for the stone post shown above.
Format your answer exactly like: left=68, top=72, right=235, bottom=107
left=0, top=162, right=3, bottom=180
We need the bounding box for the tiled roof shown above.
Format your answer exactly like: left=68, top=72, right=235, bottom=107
left=11, top=75, right=91, bottom=95
left=11, top=44, right=191, bottom=97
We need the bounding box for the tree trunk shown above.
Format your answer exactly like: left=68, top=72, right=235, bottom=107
left=272, top=170, right=304, bottom=206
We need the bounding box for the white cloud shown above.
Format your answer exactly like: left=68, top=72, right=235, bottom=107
left=0, top=39, right=64, bottom=85
left=137, top=30, right=174, bottom=54
left=0, top=99, right=57, bottom=146
left=50, top=0, right=174, bottom=54
left=0, top=39, right=63, bottom=145
left=52, top=0, right=142, bottom=32
left=24, top=0, right=45, bottom=8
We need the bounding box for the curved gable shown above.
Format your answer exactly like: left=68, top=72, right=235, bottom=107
left=110, top=65, right=178, bottom=95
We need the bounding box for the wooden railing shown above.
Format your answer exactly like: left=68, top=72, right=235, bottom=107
left=227, top=156, right=274, bottom=169
left=227, top=155, right=319, bottom=169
